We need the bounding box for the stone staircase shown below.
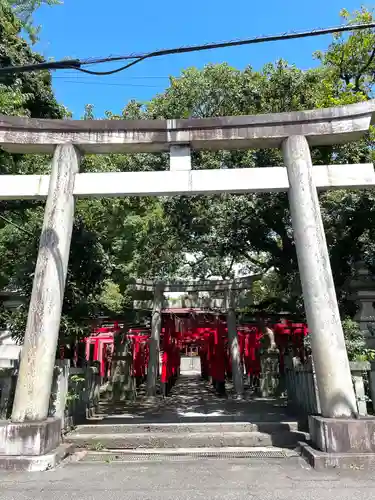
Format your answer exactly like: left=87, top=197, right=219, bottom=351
left=65, top=376, right=308, bottom=463
left=66, top=420, right=308, bottom=463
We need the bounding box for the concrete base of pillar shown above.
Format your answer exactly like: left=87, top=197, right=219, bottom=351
left=0, top=443, right=74, bottom=471
left=299, top=441, right=375, bottom=470
left=0, top=417, right=66, bottom=470
left=0, top=418, right=61, bottom=456
left=309, top=415, right=375, bottom=453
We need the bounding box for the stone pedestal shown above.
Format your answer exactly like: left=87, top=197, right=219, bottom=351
left=299, top=415, right=375, bottom=470
left=0, top=418, right=71, bottom=471
left=309, top=415, right=375, bottom=453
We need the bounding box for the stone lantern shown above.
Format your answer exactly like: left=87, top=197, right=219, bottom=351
left=349, top=261, right=375, bottom=348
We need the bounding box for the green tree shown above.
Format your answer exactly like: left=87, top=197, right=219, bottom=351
left=7, top=0, right=62, bottom=43
left=0, top=3, right=110, bottom=342
left=2, top=5, right=375, bottom=344
left=144, top=7, right=375, bottom=315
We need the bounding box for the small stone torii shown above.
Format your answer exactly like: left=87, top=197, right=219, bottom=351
left=131, top=275, right=261, bottom=397
left=0, top=100, right=375, bottom=468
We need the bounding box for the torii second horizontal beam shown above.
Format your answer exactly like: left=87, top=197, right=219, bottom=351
left=1, top=164, right=374, bottom=200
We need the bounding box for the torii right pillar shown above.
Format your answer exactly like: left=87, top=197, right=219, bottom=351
left=283, top=135, right=357, bottom=419
left=281, top=136, right=375, bottom=459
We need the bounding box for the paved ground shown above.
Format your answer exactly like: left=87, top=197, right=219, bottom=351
left=3, top=375, right=374, bottom=499
left=1, top=457, right=375, bottom=500
left=97, top=374, right=292, bottom=424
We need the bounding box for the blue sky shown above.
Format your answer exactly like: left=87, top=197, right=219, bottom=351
left=34, top=0, right=365, bottom=118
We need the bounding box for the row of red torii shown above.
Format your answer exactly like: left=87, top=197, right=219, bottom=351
left=85, top=313, right=308, bottom=398
left=1, top=100, right=375, bottom=466
left=130, top=275, right=304, bottom=397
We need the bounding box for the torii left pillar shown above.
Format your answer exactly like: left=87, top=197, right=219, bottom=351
left=147, top=281, right=165, bottom=397
left=0, top=144, right=79, bottom=470
left=226, top=285, right=244, bottom=397
left=11, top=144, right=80, bottom=423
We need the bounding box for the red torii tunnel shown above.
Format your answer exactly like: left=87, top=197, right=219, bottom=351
left=64, top=313, right=308, bottom=398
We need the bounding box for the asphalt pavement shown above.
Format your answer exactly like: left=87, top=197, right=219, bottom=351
left=1, top=456, right=375, bottom=500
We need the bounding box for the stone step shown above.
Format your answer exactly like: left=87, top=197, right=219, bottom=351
left=87, top=410, right=293, bottom=424
left=74, top=446, right=300, bottom=463
left=67, top=429, right=308, bottom=450
left=72, top=421, right=300, bottom=435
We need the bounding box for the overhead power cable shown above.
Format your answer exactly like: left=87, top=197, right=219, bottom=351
left=0, top=214, right=34, bottom=236
left=52, top=74, right=170, bottom=79
left=56, top=80, right=161, bottom=88
left=0, top=22, right=374, bottom=76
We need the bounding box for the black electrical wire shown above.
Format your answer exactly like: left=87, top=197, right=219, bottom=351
left=0, top=59, right=81, bottom=75
left=55, top=79, right=161, bottom=88
left=75, top=56, right=148, bottom=76
left=78, top=22, right=375, bottom=76
left=0, top=22, right=374, bottom=76
left=0, top=214, right=34, bottom=236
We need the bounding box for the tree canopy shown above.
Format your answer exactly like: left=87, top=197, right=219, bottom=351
left=7, top=0, right=61, bottom=43
left=0, top=5, right=375, bottom=340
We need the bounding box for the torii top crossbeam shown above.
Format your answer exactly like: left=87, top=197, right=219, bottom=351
left=130, top=276, right=261, bottom=311
left=0, top=100, right=374, bottom=154
left=129, top=275, right=262, bottom=293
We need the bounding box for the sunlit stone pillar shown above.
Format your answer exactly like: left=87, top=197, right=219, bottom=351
left=12, top=144, right=80, bottom=422
left=282, top=135, right=357, bottom=418
left=226, top=285, right=244, bottom=397
left=147, top=281, right=164, bottom=397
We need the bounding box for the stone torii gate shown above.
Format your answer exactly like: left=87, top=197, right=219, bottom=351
left=131, top=275, right=261, bottom=397
left=1, top=101, right=375, bottom=468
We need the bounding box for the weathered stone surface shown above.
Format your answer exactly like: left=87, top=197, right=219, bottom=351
left=260, top=351, right=280, bottom=397
left=0, top=418, right=61, bottom=456
left=308, top=415, right=375, bottom=453
left=0, top=100, right=373, bottom=153
left=226, top=286, right=243, bottom=396
left=2, top=164, right=375, bottom=200
left=147, top=282, right=164, bottom=397
left=283, top=135, right=357, bottom=418
left=130, top=275, right=261, bottom=293
left=11, top=144, right=80, bottom=423
left=299, top=441, right=375, bottom=470
left=0, top=443, right=73, bottom=471
left=49, top=360, right=70, bottom=429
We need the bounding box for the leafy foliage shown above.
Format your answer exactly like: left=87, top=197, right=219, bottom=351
left=144, top=8, right=375, bottom=316
left=1, top=6, right=375, bottom=344
left=341, top=318, right=375, bottom=361
left=7, top=0, right=62, bottom=43
left=304, top=318, right=375, bottom=362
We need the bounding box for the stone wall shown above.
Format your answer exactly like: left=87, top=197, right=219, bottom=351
left=285, top=355, right=375, bottom=419
left=0, top=361, right=100, bottom=432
